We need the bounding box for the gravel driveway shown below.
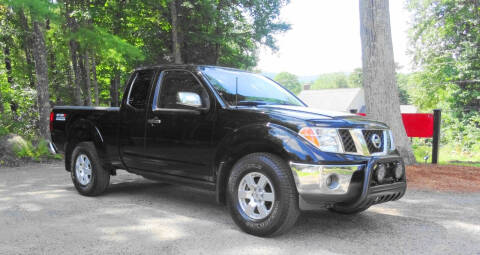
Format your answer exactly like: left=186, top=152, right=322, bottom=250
left=1, top=163, right=479, bottom=254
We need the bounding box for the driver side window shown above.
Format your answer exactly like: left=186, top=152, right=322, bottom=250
left=158, top=71, right=209, bottom=109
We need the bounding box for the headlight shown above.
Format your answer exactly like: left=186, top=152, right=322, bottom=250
left=299, top=127, right=343, bottom=153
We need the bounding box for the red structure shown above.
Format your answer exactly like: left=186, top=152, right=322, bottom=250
left=401, top=113, right=434, bottom=138
left=357, top=110, right=441, bottom=163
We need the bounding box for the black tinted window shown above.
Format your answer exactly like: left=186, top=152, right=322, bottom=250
left=158, top=71, right=209, bottom=109
left=128, top=70, right=154, bottom=109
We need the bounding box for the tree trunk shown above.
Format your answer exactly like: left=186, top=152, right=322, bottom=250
left=0, top=88, right=3, bottom=113
left=109, top=0, right=124, bottom=107
left=65, top=1, right=82, bottom=106
left=359, top=0, right=416, bottom=164
left=49, top=37, right=60, bottom=106
left=69, top=40, right=83, bottom=106
left=170, top=0, right=183, bottom=64
left=91, top=54, right=99, bottom=106
left=31, top=20, right=51, bottom=141
left=3, top=40, right=18, bottom=119
left=80, top=50, right=92, bottom=106
left=18, top=9, right=35, bottom=88
left=110, top=71, right=120, bottom=107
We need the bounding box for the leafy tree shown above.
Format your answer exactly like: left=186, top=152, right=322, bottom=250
left=312, top=72, right=351, bottom=89
left=407, top=0, right=480, bottom=150
left=396, top=73, right=411, bottom=105
left=274, top=72, right=301, bottom=94
left=0, top=0, right=291, bottom=141
left=348, top=68, right=363, bottom=88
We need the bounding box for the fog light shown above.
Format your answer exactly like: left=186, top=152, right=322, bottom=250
left=375, top=164, right=386, bottom=183
left=325, top=174, right=339, bottom=190
left=394, top=163, right=404, bottom=179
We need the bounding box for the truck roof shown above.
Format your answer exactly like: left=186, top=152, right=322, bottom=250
left=133, top=64, right=249, bottom=73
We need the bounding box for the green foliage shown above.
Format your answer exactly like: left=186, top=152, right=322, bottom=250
left=348, top=68, right=363, bottom=88
left=407, top=0, right=480, bottom=151
left=9, top=136, right=61, bottom=160
left=274, top=72, right=301, bottom=94
left=0, top=0, right=290, bottom=144
left=312, top=72, right=353, bottom=89
left=412, top=139, right=480, bottom=167
left=0, top=0, right=57, bottom=21
left=396, top=73, right=412, bottom=104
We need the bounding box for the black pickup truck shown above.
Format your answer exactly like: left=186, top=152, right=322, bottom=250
left=49, top=65, right=406, bottom=236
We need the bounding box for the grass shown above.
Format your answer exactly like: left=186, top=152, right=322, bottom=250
left=413, top=143, right=480, bottom=167
left=12, top=138, right=62, bottom=161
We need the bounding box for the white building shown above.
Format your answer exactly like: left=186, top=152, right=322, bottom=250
left=298, top=88, right=417, bottom=114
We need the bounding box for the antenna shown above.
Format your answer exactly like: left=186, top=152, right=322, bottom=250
left=235, top=77, right=238, bottom=108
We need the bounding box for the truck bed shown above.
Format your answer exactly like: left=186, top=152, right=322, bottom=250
left=51, top=106, right=121, bottom=167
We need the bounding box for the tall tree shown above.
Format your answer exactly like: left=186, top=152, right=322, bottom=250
left=91, top=54, right=99, bottom=106
left=359, top=0, right=415, bottom=164
left=31, top=19, right=51, bottom=140
left=18, top=9, right=35, bottom=88
left=169, top=0, right=182, bottom=64
left=64, top=0, right=83, bottom=105
left=408, top=0, right=480, bottom=150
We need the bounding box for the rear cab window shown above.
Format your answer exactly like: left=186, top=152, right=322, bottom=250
left=127, top=70, right=155, bottom=109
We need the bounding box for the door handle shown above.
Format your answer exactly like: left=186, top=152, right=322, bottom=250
left=147, top=118, right=162, bottom=125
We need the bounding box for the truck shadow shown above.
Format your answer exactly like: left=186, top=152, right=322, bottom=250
left=97, top=175, right=479, bottom=254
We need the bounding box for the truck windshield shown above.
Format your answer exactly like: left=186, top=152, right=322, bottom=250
left=200, top=67, right=305, bottom=107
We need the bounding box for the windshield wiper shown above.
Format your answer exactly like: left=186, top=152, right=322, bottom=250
left=236, top=101, right=269, bottom=106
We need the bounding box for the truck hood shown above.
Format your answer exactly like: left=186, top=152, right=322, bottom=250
left=257, top=105, right=353, bottom=119
left=255, top=105, right=389, bottom=129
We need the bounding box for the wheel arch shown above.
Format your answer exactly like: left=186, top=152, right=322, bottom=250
left=214, top=123, right=315, bottom=204
left=64, top=117, right=108, bottom=172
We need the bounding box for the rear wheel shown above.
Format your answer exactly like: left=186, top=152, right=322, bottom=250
left=227, top=153, right=299, bottom=237
left=70, top=142, right=110, bottom=196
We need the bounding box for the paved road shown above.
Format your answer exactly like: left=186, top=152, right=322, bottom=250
left=0, top=163, right=479, bottom=255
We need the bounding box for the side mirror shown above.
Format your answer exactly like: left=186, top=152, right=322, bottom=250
left=176, top=91, right=203, bottom=108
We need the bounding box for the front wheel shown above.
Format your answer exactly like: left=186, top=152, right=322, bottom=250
left=70, top=142, right=110, bottom=196
left=227, top=153, right=300, bottom=237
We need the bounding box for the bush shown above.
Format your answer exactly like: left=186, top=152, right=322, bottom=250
left=0, top=133, right=61, bottom=166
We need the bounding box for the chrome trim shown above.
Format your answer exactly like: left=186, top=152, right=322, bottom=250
left=349, top=129, right=370, bottom=156
left=389, top=130, right=395, bottom=151
left=94, top=126, right=104, bottom=143
left=48, top=142, right=57, bottom=154
left=299, top=127, right=393, bottom=156
left=370, top=130, right=391, bottom=156
left=125, top=72, right=139, bottom=108
left=290, top=162, right=363, bottom=195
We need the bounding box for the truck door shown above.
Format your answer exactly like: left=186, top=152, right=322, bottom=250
left=119, top=69, right=155, bottom=170
left=143, top=70, right=216, bottom=181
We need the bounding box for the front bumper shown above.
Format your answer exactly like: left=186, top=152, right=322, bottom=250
left=290, top=156, right=407, bottom=211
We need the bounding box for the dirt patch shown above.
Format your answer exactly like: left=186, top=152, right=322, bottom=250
left=407, top=164, right=480, bottom=192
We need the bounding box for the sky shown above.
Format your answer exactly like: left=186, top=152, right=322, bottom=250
left=256, top=0, right=411, bottom=76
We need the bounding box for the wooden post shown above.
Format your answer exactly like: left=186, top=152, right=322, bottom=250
left=431, top=109, right=441, bottom=164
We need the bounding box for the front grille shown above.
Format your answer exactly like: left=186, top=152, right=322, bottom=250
left=362, top=130, right=384, bottom=153
left=338, top=129, right=357, bottom=153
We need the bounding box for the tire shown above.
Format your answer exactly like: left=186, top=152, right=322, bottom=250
left=70, top=142, right=110, bottom=196
left=227, top=153, right=300, bottom=237
left=328, top=205, right=370, bottom=215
